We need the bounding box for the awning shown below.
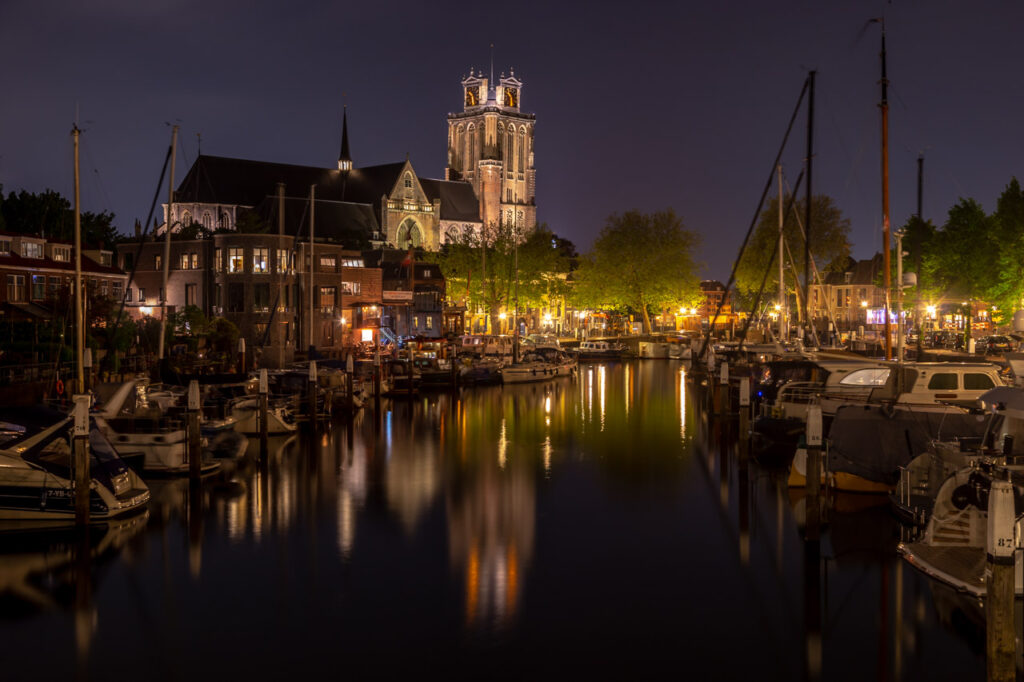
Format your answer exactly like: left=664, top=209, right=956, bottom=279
left=0, top=301, right=54, bottom=321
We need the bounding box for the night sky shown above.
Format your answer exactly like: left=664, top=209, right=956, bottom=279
left=2, top=0, right=1022, bottom=278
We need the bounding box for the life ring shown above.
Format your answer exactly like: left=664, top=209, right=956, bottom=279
left=55, top=379, right=65, bottom=396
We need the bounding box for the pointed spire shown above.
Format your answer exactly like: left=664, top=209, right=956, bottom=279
left=338, top=105, right=352, bottom=172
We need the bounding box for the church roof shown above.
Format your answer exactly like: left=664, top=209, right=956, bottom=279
left=175, top=155, right=339, bottom=206
left=419, top=178, right=481, bottom=223
left=249, top=196, right=380, bottom=246
left=338, top=162, right=406, bottom=204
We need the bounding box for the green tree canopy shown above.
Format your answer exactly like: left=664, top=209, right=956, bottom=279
left=0, top=188, right=118, bottom=249
left=428, top=222, right=574, bottom=332
left=733, top=194, right=851, bottom=316
left=988, top=178, right=1024, bottom=325
left=572, top=209, right=701, bottom=333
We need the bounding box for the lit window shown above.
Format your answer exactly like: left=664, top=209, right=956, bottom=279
left=341, top=281, right=361, bottom=295
left=21, top=242, right=43, bottom=259
left=341, top=258, right=363, bottom=267
left=319, top=286, right=336, bottom=310
left=426, top=316, right=433, bottom=330
left=320, top=255, right=337, bottom=270
left=253, top=283, right=270, bottom=312
left=214, top=248, right=223, bottom=272
left=253, top=247, right=269, bottom=273
left=155, top=254, right=162, bottom=270
left=191, top=253, right=198, bottom=269
left=180, top=253, right=190, bottom=269
left=277, top=249, right=290, bottom=273
left=228, top=247, right=244, bottom=273
left=0, top=240, right=10, bottom=254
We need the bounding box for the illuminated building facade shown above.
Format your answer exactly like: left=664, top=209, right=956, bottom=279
left=446, top=69, right=537, bottom=238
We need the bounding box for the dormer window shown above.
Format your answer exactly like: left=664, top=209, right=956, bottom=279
left=21, top=241, right=43, bottom=259
left=52, top=246, right=70, bottom=262
left=844, top=272, right=853, bottom=284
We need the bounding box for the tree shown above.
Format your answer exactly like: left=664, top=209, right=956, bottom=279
left=925, top=198, right=997, bottom=343
left=988, top=178, right=1024, bottom=325
left=428, top=222, right=574, bottom=334
left=0, top=188, right=119, bottom=249
left=572, top=209, right=701, bottom=333
left=733, top=194, right=851, bottom=318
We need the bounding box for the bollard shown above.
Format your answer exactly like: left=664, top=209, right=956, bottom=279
left=258, top=368, right=269, bottom=459
left=805, top=404, right=823, bottom=540
left=188, top=380, right=201, bottom=480
left=308, top=360, right=318, bottom=423
left=73, top=394, right=90, bottom=526
left=986, top=478, right=1016, bottom=681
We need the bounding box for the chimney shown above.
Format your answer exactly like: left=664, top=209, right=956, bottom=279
left=134, top=219, right=141, bottom=238
left=277, top=183, right=285, bottom=236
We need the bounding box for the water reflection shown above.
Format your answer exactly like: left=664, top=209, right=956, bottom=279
left=0, top=361, right=998, bottom=679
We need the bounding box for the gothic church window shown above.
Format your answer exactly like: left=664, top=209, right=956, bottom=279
left=202, top=213, right=213, bottom=230
left=180, top=210, right=191, bottom=227
left=518, top=128, right=525, bottom=173
left=467, top=125, right=476, bottom=170
left=397, top=218, right=422, bottom=248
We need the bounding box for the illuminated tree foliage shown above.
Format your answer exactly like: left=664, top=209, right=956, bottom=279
left=428, top=223, right=574, bottom=333
left=988, top=178, right=1024, bottom=325
left=572, top=209, right=701, bottom=333
left=924, top=198, right=997, bottom=341
left=733, top=194, right=851, bottom=318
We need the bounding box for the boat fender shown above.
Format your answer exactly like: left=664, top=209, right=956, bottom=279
left=55, top=379, right=64, bottom=395
left=951, top=484, right=972, bottom=510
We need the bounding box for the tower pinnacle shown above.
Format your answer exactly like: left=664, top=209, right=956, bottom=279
left=338, top=106, right=352, bottom=172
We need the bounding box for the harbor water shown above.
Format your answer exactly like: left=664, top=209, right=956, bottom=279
left=1, top=361, right=992, bottom=680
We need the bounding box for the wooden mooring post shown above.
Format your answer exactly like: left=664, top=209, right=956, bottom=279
left=805, top=404, right=823, bottom=541
left=83, top=348, right=93, bottom=394
left=718, top=361, right=729, bottom=416
left=237, top=337, right=246, bottom=374
left=188, top=380, right=201, bottom=480
left=258, top=368, right=269, bottom=459
left=308, top=360, right=318, bottom=424
left=73, top=394, right=90, bottom=526
left=986, top=478, right=1016, bottom=682
left=346, top=353, right=355, bottom=414
left=738, top=377, right=750, bottom=461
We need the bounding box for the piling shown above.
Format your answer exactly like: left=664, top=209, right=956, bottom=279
left=73, top=394, right=90, bottom=526
left=986, top=478, right=1016, bottom=681
left=308, top=360, right=318, bottom=424
left=237, top=337, right=246, bottom=374
left=805, top=404, right=823, bottom=541
left=258, top=368, right=269, bottom=459
left=719, top=361, right=730, bottom=415
left=83, top=348, right=93, bottom=394
left=188, top=380, right=201, bottom=480
left=407, top=357, right=414, bottom=399
left=345, top=353, right=355, bottom=413
left=738, top=377, right=750, bottom=461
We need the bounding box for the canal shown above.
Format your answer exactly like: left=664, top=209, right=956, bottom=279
left=1, top=361, right=990, bottom=680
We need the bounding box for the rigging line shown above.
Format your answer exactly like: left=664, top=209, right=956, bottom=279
left=698, top=75, right=810, bottom=363
left=99, top=145, right=172, bottom=375
left=819, top=86, right=873, bottom=217
left=737, top=171, right=805, bottom=350
left=782, top=177, right=843, bottom=339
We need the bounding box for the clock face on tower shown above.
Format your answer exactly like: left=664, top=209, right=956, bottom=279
left=504, top=87, right=518, bottom=108
left=465, top=87, right=478, bottom=107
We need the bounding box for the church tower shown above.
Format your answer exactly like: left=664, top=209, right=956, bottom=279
left=446, top=68, right=536, bottom=235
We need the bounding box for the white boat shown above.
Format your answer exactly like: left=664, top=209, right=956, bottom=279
left=501, top=353, right=561, bottom=384
left=95, top=381, right=220, bottom=475
left=571, top=340, right=627, bottom=361
left=231, top=397, right=297, bottom=436
left=0, top=407, right=150, bottom=523
left=638, top=341, right=671, bottom=359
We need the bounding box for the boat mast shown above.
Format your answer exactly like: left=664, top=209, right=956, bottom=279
left=72, top=126, right=84, bottom=393
left=157, top=125, right=178, bottom=360
left=309, top=184, right=316, bottom=356
left=803, top=70, right=815, bottom=340
left=778, top=164, right=786, bottom=342
left=878, top=19, right=893, bottom=360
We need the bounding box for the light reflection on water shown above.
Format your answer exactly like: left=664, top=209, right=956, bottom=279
left=0, top=361, right=992, bottom=680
